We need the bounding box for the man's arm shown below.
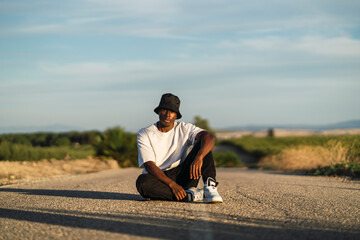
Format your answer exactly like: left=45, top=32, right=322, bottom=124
left=144, top=161, right=187, bottom=201
left=190, top=131, right=216, bottom=179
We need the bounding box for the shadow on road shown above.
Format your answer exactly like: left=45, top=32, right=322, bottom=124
left=0, top=207, right=357, bottom=240
left=0, top=188, right=143, bottom=201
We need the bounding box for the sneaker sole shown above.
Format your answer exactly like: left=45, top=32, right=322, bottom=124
left=204, top=198, right=223, bottom=204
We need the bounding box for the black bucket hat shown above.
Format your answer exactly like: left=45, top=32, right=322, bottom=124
left=154, top=93, right=182, bottom=119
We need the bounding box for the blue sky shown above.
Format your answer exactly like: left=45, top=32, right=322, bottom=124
left=1, top=0, right=359, bottom=132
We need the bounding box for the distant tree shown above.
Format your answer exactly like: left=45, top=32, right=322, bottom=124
left=54, top=136, right=71, bottom=146
left=193, top=115, right=215, bottom=135
left=46, top=133, right=57, bottom=146
left=29, top=133, right=47, bottom=146
left=268, top=128, right=275, bottom=137
left=11, top=134, right=31, bottom=145
left=82, top=130, right=102, bottom=145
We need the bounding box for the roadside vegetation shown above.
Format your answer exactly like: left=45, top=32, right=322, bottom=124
left=92, top=127, right=138, bottom=167
left=193, top=116, right=243, bottom=167
left=0, top=116, right=238, bottom=168
left=213, top=152, right=243, bottom=167
left=193, top=115, right=216, bottom=135
left=0, top=131, right=100, bottom=162
left=0, top=142, right=94, bottom=161
left=2, top=117, right=358, bottom=178
left=0, top=128, right=138, bottom=167
left=221, top=135, right=360, bottom=178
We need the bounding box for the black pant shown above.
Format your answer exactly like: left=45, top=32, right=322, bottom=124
left=136, top=142, right=216, bottom=201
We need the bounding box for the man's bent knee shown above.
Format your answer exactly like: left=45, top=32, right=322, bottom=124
left=136, top=174, right=155, bottom=198
left=136, top=174, right=147, bottom=191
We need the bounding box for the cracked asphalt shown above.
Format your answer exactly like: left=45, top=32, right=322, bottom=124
left=0, top=168, right=359, bottom=240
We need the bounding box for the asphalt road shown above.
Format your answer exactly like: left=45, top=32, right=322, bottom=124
left=0, top=168, right=359, bottom=240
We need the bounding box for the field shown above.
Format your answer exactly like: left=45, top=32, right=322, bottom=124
left=220, top=135, right=360, bottom=177
left=0, top=142, right=94, bottom=162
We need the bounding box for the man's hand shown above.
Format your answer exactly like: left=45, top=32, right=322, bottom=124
left=190, top=131, right=215, bottom=180
left=169, top=182, right=187, bottom=201
left=190, top=156, right=203, bottom=179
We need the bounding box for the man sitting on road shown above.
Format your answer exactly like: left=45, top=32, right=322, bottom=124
left=136, top=93, right=223, bottom=203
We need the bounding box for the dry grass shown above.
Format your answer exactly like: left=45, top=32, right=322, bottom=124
left=259, top=140, right=355, bottom=171
left=0, top=157, right=119, bottom=185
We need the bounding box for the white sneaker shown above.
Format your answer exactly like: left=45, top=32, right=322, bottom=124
left=203, top=177, right=223, bottom=203
left=185, top=187, right=204, bottom=202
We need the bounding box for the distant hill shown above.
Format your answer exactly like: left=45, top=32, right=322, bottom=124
left=0, top=124, right=83, bottom=134
left=2, top=119, right=360, bottom=134
left=225, top=119, right=360, bottom=131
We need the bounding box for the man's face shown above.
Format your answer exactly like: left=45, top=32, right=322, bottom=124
left=158, top=108, right=177, bottom=128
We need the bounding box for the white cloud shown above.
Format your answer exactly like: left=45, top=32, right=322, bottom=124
left=27, top=48, right=360, bottom=95
left=3, top=0, right=359, bottom=39
left=14, top=20, right=195, bottom=40
left=219, top=36, right=360, bottom=57
left=17, top=24, right=66, bottom=34
left=85, top=0, right=180, bottom=17
left=38, top=62, right=115, bottom=75
left=296, top=36, right=360, bottom=56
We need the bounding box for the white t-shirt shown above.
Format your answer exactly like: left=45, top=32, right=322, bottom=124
left=137, top=121, right=204, bottom=173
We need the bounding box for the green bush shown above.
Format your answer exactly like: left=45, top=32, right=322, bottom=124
left=309, top=162, right=360, bottom=177
left=193, top=115, right=216, bottom=135
left=214, top=152, right=243, bottom=167
left=93, top=127, right=138, bottom=167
